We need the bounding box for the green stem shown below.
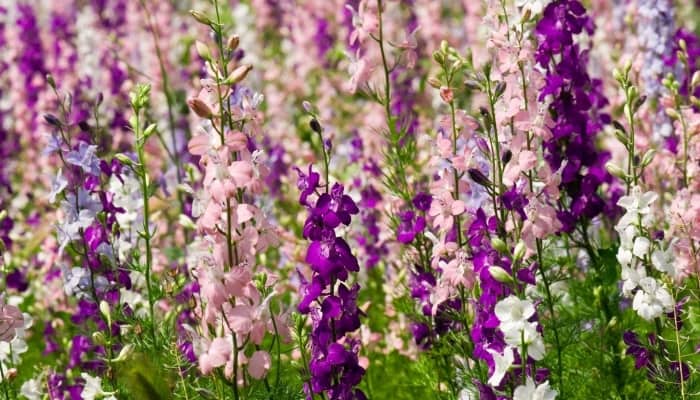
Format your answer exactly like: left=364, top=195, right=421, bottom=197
left=134, top=105, right=157, bottom=345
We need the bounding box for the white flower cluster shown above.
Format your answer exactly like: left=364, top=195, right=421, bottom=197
left=616, top=187, right=675, bottom=321
left=487, top=296, right=556, bottom=398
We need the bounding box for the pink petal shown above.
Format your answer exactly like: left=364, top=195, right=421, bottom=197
left=248, top=351, right=271, bottom=379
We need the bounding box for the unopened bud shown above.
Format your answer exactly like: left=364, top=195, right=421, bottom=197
left=665, top=107, right=680, bottom=120
left=513, top=241, right=526, bottom=261
left=494, top=81, right=507, bottom=99
left=612, top=67, right=623, bottom=83
left=114, top=153, right=134, bottom=167
left=309, top=118, right=322, bottom=134
left=190, top=10, right=211, bottom=25
left=302, top=100, right=314, bottom=113
left=491, top=237, right=508, bottom=254
left=227, top=34, right=240, bottom=51
left=46, top=74, right=56, bottom=89
left=195, top=41, right=211, bottom=61
left=489, top=266, right=513, bottom=283
left=113, top=344, right=135, bottom=362
left=99, top=300, right=111, bottom=325
left=225, top=64, right=253, bottom=85
left=179, top=214, right=196, bottom=230
left=605, top=162, right=627, bottom=180
left=641, top=149, right=656, bottom=168
left=43, top=114, right=62, bottom=127
left=428, top=77, right=441, bottom=89
left=501, top=150, right=512, bottom=164
left=187, top=97, right=213, bottom=119
left=468, top=168, right=491, bottom=188
left=691, top=71, right=700, bottom=89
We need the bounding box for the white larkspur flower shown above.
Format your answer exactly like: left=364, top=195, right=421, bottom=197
left=80, top=373, right=116, bottom=400
left=621, top=266, right=646, bottom=297
left=616, top=187, right=657, bottom=229
left=487, top=346, right=515, bottom=386
left=496, top=296, right=545, bottom=360
left=632, top=277, right=674, bottom=321
left=20, top=378, right=42, bottom=400
left=632, top=237, right=651, bottom=259
left=515, top=0, right=547, bottom=15
left=503, top=322, right=546, bottom=361
left=495, top=296, right=535, bottom=332
left=514, top=377, right=557, bottom=400
left=651, top=244, right=676, bottom=278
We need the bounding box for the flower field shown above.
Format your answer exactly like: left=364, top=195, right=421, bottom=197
left=0, top=0, right=699, bottom=399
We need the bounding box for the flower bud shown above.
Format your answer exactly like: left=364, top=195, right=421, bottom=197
left=187, top=98, right=213, bottom=119
left=302, top=100, right=314, bottom=113
left=190, top=10, right=211, bottom=25
left=633, top=95, right=646, bottom=113
left=494, top=81, right=506, bottom=99
left=612, top=67, right=623, bottom=83
left=605, top=162, right=628, bottom=180
left=225, top=64, right=253, bottom=85
left=513, top=241, right=526, bottom=262
left=428, top=77, right=441, bottom=89
left=114, top=153, right=135, bottom=167
left=46, top=73, right=56, bottom=89
left=501, top=149, right=512, bottom=164
left=468, top=168, right=491, bottom=188
left=112, top=344, right=135, bottom=362
left=179, top=214, right=196, bottom=230
left=99, top=300, right=111, bottom=326
left=641, top=149, right=656, bottom=168
left=309, top=118, right=322, bottom=134
left=491, top=237, right=508, bottom=254
left=227, top=34, right=240, bottom=51
left=665, top=107, right=680, bottom=120
left=489, top=266, right=513, bottom=283
left=691, top=70, right=700, bottom=89
left=195, top=40, right=211, bottom=61
left=44, top=114, right=62, bottom=127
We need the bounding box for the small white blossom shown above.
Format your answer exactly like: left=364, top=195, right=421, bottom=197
left=486, top=346, right=515, bottom=386
left=632, top=277, right=674, bottom=321
left=632, top=237, right=651, bottom=259
left=651, top=245, right=676, bottom=279
left=80, top=373, right=115, bottom=400
left=515, top=0, right=547, bottom=16
left=20, top=378, right=42, bottom=400
left=514, top=377, right=557, bottom=400
left=616, top=187, right=657, bottom=229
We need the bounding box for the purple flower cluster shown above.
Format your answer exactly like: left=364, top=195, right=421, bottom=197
left=535, top=0, right=618, bottom=231
left=296, top=166, right=367, bottom=400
